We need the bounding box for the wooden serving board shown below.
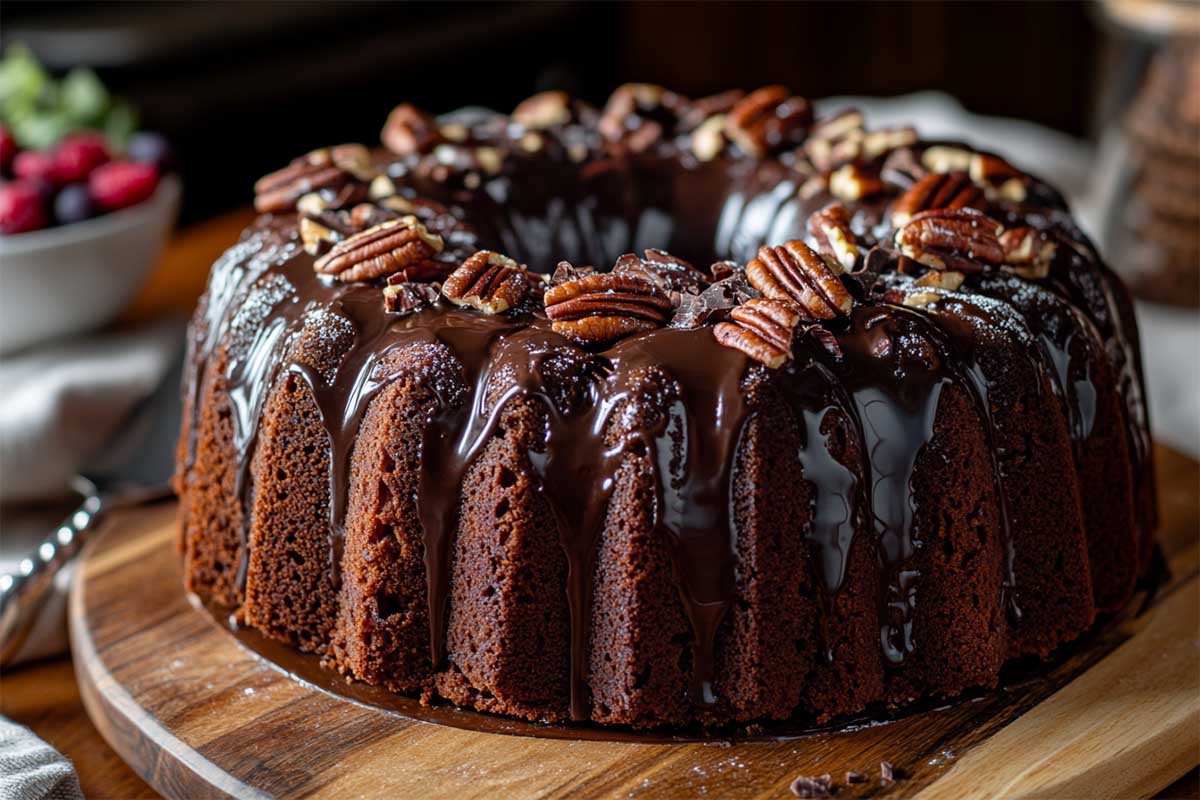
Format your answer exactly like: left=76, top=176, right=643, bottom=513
left=70, top=445, right=1200, bottom=799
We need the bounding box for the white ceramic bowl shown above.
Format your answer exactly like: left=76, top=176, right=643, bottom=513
left=0, top=175, right=181, bottom=355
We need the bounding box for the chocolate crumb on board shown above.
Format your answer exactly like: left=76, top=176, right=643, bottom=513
left=789, top=773, right=834, bottom=798
left=845, top=770, right=868, bottom=784
left=880, top=760, right=906, bottom=785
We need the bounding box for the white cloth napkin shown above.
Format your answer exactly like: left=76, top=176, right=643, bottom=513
left=0, top=717, right=83, bottom=800
left=0, top=317, right=184, bottom=503
left=0, top=316, right=184, bottom=666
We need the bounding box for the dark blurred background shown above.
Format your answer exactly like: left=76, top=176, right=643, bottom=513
left=1, top=1, right=1133, bottom=223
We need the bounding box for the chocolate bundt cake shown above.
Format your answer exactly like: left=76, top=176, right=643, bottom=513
left=175, top=85, right=1156, bottom=728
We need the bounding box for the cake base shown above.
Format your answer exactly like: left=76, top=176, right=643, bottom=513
left=71, top=484, right=1198, bottom=799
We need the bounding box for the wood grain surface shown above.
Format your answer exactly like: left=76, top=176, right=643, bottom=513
left=68, top=444, right=1200, bottom=799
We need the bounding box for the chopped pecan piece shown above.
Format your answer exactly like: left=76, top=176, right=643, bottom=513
left=890, top=171, right=986, bottom=227
left=690, top=114, right=728, bottom=162
left=1000, top=226, right=1056, bottom=279
left=598, top=83, right=687, bottom=152
left=382, top=103, right=443, bottom=156
left=544, top=273, right=672, bottom=344
left=613, top=249, right=710, bottom=300
left=300, top=215, right=339, bottom=256
left=550, top=260, right=596, bottom=286
left=894, top=208, right=1004, bottom=272
left=512, top=90, right=572, bottom=129
left=313, top=215, right=444, bottom=283
left=914, top=269, right=965, bottom=291
left=829, top=163, right=886, bottom=201
left=803, top=108, right=865, bottom=172
left=746, top=240, right=852, bottom=319
left=441, top=251, right=530, bottom=314
left=921, top=145, right=972, bottom=173
left=970, top=152, right=1028, bottom=202
left=384, top=280, right=442, bottom=315
left=881, top=146, right=929, bottom=188
left=254, top=146, right=367, bottom=213
left=677, top=89, right=745, bottom=131
left=724, top=85, right=812, bottom=157
left=713, top=298, right=803, bottom=369
left=807, top=203, right=860, bottom=271
left=861, top=127, right=919, bottom=162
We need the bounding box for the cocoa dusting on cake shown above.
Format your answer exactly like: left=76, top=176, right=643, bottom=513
left=174, top=83, right=1156, bottom=732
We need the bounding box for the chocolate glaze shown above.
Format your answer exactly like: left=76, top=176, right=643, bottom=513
left=178, top=109, right=1154, bottom=723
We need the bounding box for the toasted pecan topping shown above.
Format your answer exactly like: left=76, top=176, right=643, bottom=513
left=713, top=297, right=803, bottom=368
left=441, top=250, right=530, bottom=314
left=254, top=146, right=369, bottom=213
left=746, top=240, right=852, bottom=320
left=690, top=114, right=728, bottom=162
left=890, top=171, right=986, bottom=227
left=724, top=85, right=811, bottom=157
left=384, top=280, right=442, bottom=315
left=803, top=109, right=865, bottom=172
left=894, top=208, right=1004, bottom=272
left=829, top=163, right=886, bottom=201
left=1000, top=226, right=1057, bottom=279
left=970, top=152, right=1028, bottom=202
left=382, top=103, right=443, bottom=156
left=807, top=203, right=860, bottom=271
left=598, top=83, right=686, bottom=152
left=921, top=145, right=972, bottom=174
left=914, top=269, right=965, bottom=291
left=512, top=91, right=572, bottom=129
left=313, top=215, right=444, bottom=283
left=544, top=272, right=672, bottom=344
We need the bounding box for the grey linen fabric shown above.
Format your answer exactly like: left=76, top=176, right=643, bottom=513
left=0, top=717, right=83, bottom=800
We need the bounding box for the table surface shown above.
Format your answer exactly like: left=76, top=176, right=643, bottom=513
left=1, top=211, right=1197, bottom=799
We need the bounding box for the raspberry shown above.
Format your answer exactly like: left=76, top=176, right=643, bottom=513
left=54, top=132, right=110, bottom=183
left=0, top=181, right=48, bottom=234
left=88, top=160, right=159, bottom=211
left=0, top=126, right=16, bottom=175
left=13, top=149, right=59, bottom=184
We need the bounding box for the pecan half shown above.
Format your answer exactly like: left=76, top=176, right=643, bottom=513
left=512, top=90, right=572, bottom=129
left=890, top=171, right=986, bottom=227
left=313, top=215, right=445, bottom=282
left=254, top=146, right=367, bottom=213
left=382, top=103, right=443, bottom=156
left=713, top=298, right=803, bottom=368
left=725, top=86, right=811, bottom=158
left=894, top=208, right=1004, bottom=272
left=384, top=280, right=442, bottom=315
left=829, top=163, right=886, bottom=201
left=544, top=273, right=672, bottom=344
left=807, top=203, right=860, bottom=271
left=803, top=109, right=865, bottom=172
left=1000, top=227, right=1056, bottom=279
left=441, top=251, right=530, bottom=314
left=745, top=240, right=852, bottom=319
